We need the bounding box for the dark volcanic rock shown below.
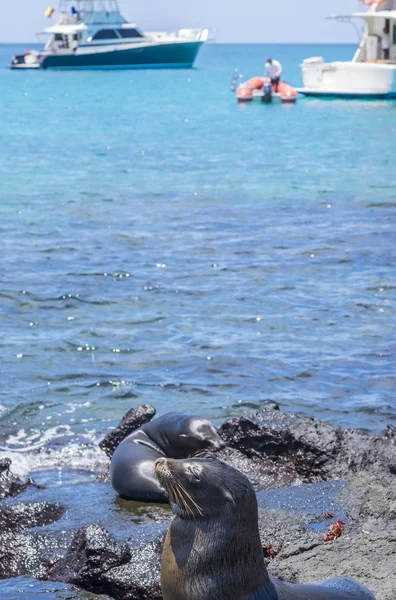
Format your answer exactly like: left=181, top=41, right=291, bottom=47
left=218, top=408, right=396, bottom=489
left=49, top=524, right=131, bottom=586
left=48, top=524, right=163, bottom=600
left=0, top=531, right=70, bottom=580
left=102, top=534, right=163, bottom=600
left=2, top=406, right=395, bottom=600
left=384, top=424, right=396, bottom=442
left=99, top=405, right=156, bottom=458
left=0, top=501, right=64, bottom=532
left=256, top=474, right=396, bottom=600
left=0, top=458, right=41, bottom=499
left=269, top=530, right=396, bottom=600
left=339, top=474, right=396, bottom=531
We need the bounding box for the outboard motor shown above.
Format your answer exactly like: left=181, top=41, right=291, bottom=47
left=261, top=82, right=273, bottom=103
left=11, top=54, right=27, bottom=67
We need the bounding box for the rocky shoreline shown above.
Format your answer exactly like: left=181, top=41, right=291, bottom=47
left=1, top=405, right=395, bottom=599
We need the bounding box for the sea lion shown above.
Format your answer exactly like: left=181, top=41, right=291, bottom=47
left=154, top=456, right=376, bottom=600
left=110, top=412, right=224, bottom=502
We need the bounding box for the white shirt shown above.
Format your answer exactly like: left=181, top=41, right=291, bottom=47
left=381, top=32, right=390, bottom=50
left=265, top=59, right=282, bottom=79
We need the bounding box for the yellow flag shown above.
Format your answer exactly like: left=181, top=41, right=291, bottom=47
left=44, top=6, right=55, bottom=18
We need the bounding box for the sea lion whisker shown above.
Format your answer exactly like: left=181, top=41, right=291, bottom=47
left=171, top=476, right=195, bottom=518
left=168, top=482, right=182, bottom=507
left=171, top=482, right=193, bottom=517
left=178, top=482, right=204, bottom=517
left=176, top=486, right=195, bottom=518
left=174, top=486, right=190, bottom=515
left=177, top=485, right=196, bottom=519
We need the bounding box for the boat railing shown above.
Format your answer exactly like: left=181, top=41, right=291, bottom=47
left=146, top=29, right=207, bottom=42
left=353, top=29, right=368, bottom=62
left=58, top=11, right=82, bottom=25
left=178, top=28, right=207, bottom=40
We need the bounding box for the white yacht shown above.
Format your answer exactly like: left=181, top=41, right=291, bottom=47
left=300, top=0, right=396, bottom=99
left=11, top=0, right=208, bottom=70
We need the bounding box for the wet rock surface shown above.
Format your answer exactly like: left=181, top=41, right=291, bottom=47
left=48, top=525, right=131, bottom=591
left=218, top=406, right=396, bottom=488
left=0, top=501, right=65, bottom=532
left=1, top=406, right=395, bottom=599
left=0, top=458, right=41, bottom=499
left=47, top=524, right=164, bottom=600
left=0, top=531, right=71, bottom=580
left=99, top=405, right=156, bottom=459
left=384, top=424, right=396, bottom=442
left=270, top=530, right=395, bottom=600
left=261, top=474, right=396, bottom=600
left=338, top=473, right=396, bottom=531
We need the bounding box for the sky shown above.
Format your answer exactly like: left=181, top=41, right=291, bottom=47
left=1, top=0, right=365, bottom=44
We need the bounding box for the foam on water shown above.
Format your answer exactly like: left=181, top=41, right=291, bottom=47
left=0, top=444, right=107, bottom=479
left=0, top=426, right=107, bottom=477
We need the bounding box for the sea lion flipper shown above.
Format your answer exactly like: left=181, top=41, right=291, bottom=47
left=321, top=578, right=376, bottom=599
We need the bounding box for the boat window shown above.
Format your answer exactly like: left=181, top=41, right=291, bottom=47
left=54, top=34, right=64, bottom=41
left=73, top=33, right=82, bottom=41
left=393, top=24, right=396, bottom=45
left=92, top=29, right=119, bottom=40
left=116, top=28, right=144, bottom=39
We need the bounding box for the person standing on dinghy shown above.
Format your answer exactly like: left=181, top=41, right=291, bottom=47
left=265, top=58, right=282, bottom=92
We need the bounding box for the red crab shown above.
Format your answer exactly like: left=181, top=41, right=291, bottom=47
left=324, top=520, right=345, bottom=543
left=262, top=545, right=279, bottom=559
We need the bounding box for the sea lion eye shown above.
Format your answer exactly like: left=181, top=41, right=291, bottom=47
left=187, top=466, right=201, bottom=482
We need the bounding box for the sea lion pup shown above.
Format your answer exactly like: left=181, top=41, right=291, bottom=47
left=154, top=456, right=376, bottom=600
left=110, top=412, right=224, bottom=502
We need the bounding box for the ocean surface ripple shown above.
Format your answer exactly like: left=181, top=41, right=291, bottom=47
left=0, top=43, right=395, bottom=478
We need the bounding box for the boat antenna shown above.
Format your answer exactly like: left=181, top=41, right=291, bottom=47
left=326, top=15, right=363, bottom=43
left=59, top=0, right=120, bottom=11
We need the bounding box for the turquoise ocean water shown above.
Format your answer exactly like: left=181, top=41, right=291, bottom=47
left=1, top=42, right=396, bottom=457
left=0, top=44, right=395, bottom=595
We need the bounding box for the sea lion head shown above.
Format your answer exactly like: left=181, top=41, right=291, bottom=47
left=156, top=413, right=225, bottom=458
left=154, top=455, right=256, bottom=520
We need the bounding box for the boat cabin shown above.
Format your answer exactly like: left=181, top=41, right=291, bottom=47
left=11, top=0, right=208, bottom=70
left=39, top=0, right=145, bottom=54
left=352, top=0, right=396, bottom=62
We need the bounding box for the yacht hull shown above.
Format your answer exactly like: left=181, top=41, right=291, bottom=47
left=41, top=41, right=204, bottom=70
left=298, top=89, right=396, bottom=99
left=300, top=58, right=396, bottom=100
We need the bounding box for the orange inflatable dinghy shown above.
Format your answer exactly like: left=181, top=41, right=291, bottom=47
left=236, top=76, right=297, bottom=104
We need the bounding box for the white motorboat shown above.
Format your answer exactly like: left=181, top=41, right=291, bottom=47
left=10, top=0, right=208, bottom=70
left=299, top=0, right=396, bottom=99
